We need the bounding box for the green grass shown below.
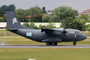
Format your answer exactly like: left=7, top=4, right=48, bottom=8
left=0, top=48, right=90, bottom=60
left=0, top=36, right=90, bottom=60
left=0, top=36, right=90, bottom=45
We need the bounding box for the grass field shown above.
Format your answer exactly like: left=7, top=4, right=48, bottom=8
left=0, top=36, right=90, bottom=60
left=0, top=48, right=90, bottom=60
left=0, top=36, right=90, bottom=45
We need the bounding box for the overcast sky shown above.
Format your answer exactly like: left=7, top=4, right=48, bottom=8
left=0, top=0, right=90, bottom=13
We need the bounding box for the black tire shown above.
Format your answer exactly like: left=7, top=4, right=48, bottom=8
left=46, top=42, right=52, bottom=46
left=52, top=42, right=58, bottom=46
left=46, top=42, right=58, bottom=46
left=73, top=42, right=76, bottom=46
left=49, top=42, right=52, bottom=45
left=54, top=42, right=58, bottom=46
left=46, top=43, right=49, bottom=46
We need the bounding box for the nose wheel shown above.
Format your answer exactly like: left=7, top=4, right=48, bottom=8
left=46, top=42, right=58, bottom=46
left=73, top=42, right=76, bottom=46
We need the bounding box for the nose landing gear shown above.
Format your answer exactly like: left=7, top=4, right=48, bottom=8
left=73, top=42, right=77, bottom=46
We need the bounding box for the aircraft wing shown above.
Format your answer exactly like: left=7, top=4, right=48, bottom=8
left=41, top=28, right=65, bottom=35
left=41, top=28, right=67, bottom=35
left=41, top=28, right=64, bottom=32
left=41, top=28, right=54, bottom=32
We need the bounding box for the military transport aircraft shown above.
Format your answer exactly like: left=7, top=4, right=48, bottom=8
left=6, top=10, right=87, bottom=46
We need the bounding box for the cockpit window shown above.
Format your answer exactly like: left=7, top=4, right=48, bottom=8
left=69, top=30, right=81, bottom=34
left=75, top=31, right=81, bottom=34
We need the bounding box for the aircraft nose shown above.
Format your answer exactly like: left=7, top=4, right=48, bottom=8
left=83, top=34, right=87, bottom=39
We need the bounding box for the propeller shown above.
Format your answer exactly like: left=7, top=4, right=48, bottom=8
left=63, top=28, right=67, bottom=36
left=41, top=27, right=67, bottom=36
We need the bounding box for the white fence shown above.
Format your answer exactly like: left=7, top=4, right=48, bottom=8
left=0, top=22, right=61, bottom=28
left=0, top=22, right=90, bottom=29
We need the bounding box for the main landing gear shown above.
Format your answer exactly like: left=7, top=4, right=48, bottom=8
left=46, top=42, right=58, bottom=46
left=73, top=42, right=77, bottom=46
left=46, top=42, right=77, bottom=46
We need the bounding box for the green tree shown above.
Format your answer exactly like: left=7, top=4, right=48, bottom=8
left=25, top=6, right=43, bottom=22
left=1, top=4, right=16, bottom=13
left=79, top=14, right=89, bottom=21
left=49, top=6, right=78, bottom=22
left=86, top=24, right=90, bottom=31
left=25, top=6, right=42, bottom=16
left=38, top=24, right=43, bottom=29
left=0, top=10, right=6, bottom=22
left=0, top=7, right=1, bottom=10
left=0, top=17, right=3, bottom=22
left=61, top=17, right=86, bottom=31
left=32, top=14, right=42, bottom=22
left=72, top=18, right=86, bottom=31
left=42, top=16, right=49, bottom=22
left=61, top=17, right=74, bottom=28
left=0, top=10, right=4, bottom=17
left=7, top=4, right=16, bottom=11
left=23, top=22, right=29, bottom=27
left=42, top=6, right=46, bottom=14
left=1, top=5, right=7, bottom=13
left=47, top=22, right=56, bottom=28
left=15, top=9, right=26, bottom=22
left=3, top=16, right=6, bottom=22
left=29, top=22, right=38, bottom=29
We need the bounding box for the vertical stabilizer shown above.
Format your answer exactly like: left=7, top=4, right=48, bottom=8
left=6, top=11, right=22, bottom=30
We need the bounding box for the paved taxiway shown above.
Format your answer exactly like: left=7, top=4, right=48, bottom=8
left=0, top=45, right=90, bottom=48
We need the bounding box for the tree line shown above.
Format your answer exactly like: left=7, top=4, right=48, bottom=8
left=23, top=22, right=56, bottom=29
left=0, top=4, right=15, bottom=13
left=22, top=21, right=90, bottom=31
left=16, top=6, right=90, bottom=31
left=0, top=4, right=90, bottom=31
left=0, top=4, right=78, bottom=22
left=0, top=4, right=16, bottom=22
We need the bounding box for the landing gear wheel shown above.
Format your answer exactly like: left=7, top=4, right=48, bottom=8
left=53, top=42, right=58, bottom=46
left=46, top=43, right=49, bottom=46
left=73, top=42, right=76, bottom=46
left=46, top=42, right=52, bottom=46
left=46, top=42, right=58, bottom=46
left=49, top=43, right=52, bottom=45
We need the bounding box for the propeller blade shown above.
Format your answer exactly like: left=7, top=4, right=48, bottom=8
left=63, top=28, right=67, bottom=36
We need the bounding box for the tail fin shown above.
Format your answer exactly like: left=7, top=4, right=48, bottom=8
left=6, top=10, right=23, bottom=30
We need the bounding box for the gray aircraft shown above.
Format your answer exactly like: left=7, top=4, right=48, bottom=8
left=6, top=10, right=87, bottom=46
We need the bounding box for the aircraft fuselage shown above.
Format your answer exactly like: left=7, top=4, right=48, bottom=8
left=10, top=29, right=87, bottom=43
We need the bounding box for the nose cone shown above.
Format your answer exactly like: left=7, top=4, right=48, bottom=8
left=83, top=34, right=87, bottom=40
